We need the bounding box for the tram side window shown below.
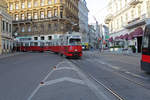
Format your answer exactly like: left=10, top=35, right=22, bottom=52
left=34, top=42, right=38, bottom=46
left=21, top=42, right=24, bottom=46
left=34, top=37, right=38, bottom=40
left=41, top=36, right=45, bottom=40
left=143, top=26, right=150, bottom=48
left=25, top=43, right=29, bottom=46
left=40, top=42, right=45, bottom=46
left=48, top=36, right=52, bottom=40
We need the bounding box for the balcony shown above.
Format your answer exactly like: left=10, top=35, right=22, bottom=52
left=129, top=0, right=142, bottom=5
left=124, top=15, right=146, bottom=29
left=105, top=14, right=113, bottom=24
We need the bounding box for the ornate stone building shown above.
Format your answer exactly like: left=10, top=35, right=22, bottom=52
left=105, top=0, right=150, bottom=53
left=78, top=0, right=89, bottom=42
left=7, top=0, right=79, bottom=37
left=0, top=0, right=13, bottom=54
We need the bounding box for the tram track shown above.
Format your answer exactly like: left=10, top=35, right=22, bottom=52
left=84, top=54, right=150, bottom=90
left=70, top=59, right=126, bottom=100
left=92, top=58, right=150, bottom=90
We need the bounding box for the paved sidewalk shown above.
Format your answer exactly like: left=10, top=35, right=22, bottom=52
left=84, top=50, right=141, bottom=57
left=0, top=52, right=24, bottom=59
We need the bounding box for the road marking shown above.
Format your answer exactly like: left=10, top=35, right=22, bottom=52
left=55, top=67, right=77, bottom=71
left=27, top=61, right=64, bottom=100
left=70, top=60, right=112, bottom=100
left=89, top=74, right=125, bottom=100
left=125, top=71, right=148, bottom=80
left=42, top=77, right=85, bottom=86
left=91, top=59, right=148, bottom=80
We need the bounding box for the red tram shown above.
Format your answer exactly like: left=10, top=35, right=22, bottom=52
left=16, top=34, right=82, bottom=58
left=141, top=24, right=150, bottom=72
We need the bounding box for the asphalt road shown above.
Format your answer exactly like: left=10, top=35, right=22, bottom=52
left=0, top=52, right=63, bottom=100
left=70, top=51, right=150, bottom=100
left=1, top=51, right=150, bottom=100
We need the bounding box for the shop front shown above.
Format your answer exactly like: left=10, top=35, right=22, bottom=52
left=128, top=27, right=143, bottom=53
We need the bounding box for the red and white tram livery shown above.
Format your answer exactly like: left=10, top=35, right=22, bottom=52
left=16, top=33, right=82, bottom=58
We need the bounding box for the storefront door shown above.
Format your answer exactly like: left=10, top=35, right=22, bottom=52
left=137, top=37, right=142, bottom=53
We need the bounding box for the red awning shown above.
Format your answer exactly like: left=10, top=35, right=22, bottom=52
left=120, top=35, right=124, bottom=39
left=133, top=27, right=143, bottom=37
left=108, top=37, right=113, bottom=42
left=115, top=36, right=119, bottom=40
left=123, top=34, right=129, bottom=40
left=128, top=32, right=134, bottom=40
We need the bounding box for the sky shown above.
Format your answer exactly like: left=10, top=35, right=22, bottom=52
left=86, top=0, right=108, bottom=24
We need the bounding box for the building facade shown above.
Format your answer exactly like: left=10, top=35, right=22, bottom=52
left=88, top=25, right=97, bottom=49
left=0, top=0, right=13, bottom=55
left=7, top=0, right=79, bottom=37
left=105, top=0, right=150, bottom=53
left=99, top=24, right=109, bottom=48
left=78, top=0, right=89, bottom=42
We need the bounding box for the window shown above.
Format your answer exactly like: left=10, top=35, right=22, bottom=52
left=15, top=14, right=19, bottom=21
left=6, top=22, right=8, bottom=32
left=131, top=10, right=134, bottom=19
left=9, top=24, right=12, bottom=33
left=9, top=4, right=13, bottom=10
left=34, top=37, right=38, bottom=40
left=48, top=36, right=52, bottom=40
left=138, top=5, right=141, bottom=16
left=54, top=0, right=57, bottom=3
left=28, top=1, right=32, bottom=8
left=54, top=9, right=57, bottom=16
left=48, top=24, right=51, bottom=29
left=60, top=0, right=63, bottom=3
left=27, top=13, right=31, bottom=19
left=41, top=36, right=45, bottom=40
left=60, top=11, right=63, bottom=18
left=40, top=11, right=44, bottom=18
left=48, top=11, right=52, bottom=18
left=34, top=42, right=38, bottom=46
left=34, top=13, right=38, bottom=19
left=16, top=3, right=19, bottom=9
left=21, top=27, right=25, bottom=32
left=2, top=21, right=5, bottom=32
left=21, top=14, right=25, bottom=20
left=41, top=0, right=45, bottom=6
left=125, top=13, right=128, bottom=22
left=28, top=26, right=31, bottom=32
left=34, top=1, right=38, bottom=7
left=21, top=2, right=25, bottom=9
left=143, top=26, right=150, bottom=48
left=48, top=0, right=52, bottom=4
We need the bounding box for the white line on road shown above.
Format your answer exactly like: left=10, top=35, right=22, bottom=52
left=89, top=58, right=148, bottom=80
left=27, top=61, right=64, bottom=100
left=125, top=71, right=149, bottom=80
left=42, top=77, right=85, bottom=86
left=70, top=60, right=112, bottom=100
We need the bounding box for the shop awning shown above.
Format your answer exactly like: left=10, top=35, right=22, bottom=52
left=120, top=35, right=124, bottom=39
left=115, top=36, right=120, bottom=40
left=128, top=32, right=134, bottom=40
left=109, top=37, right=113, bottom=42
left=123, top=34, right=129, bottom=40
left=133, top=27, right=143, bottom=37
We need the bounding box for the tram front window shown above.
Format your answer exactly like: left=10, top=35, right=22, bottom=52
left=143, top=37, right=149, bottom=48
left=143, top=26, right=150, bottom=48
left=69, top=39, right=81, bottom=45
